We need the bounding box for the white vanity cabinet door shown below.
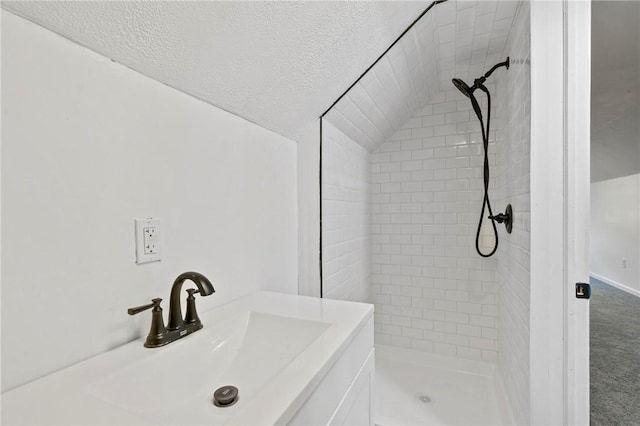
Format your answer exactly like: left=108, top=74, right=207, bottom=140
left=327, top=350, right=374, bottom=426
left=287, top=317, right=374, bottom=426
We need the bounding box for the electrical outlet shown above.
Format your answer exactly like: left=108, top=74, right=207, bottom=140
left=135, top=218, right=161, bottom=264
left=622, top=258, right=627, bottom=269
left=143, top=226, right=158, bottom=254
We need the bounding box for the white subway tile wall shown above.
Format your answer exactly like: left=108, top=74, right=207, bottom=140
left=320, top=3, right=531, bottom=421
left=495, top=2, right=531, bottom=424
left=371, top=85, right=500, bottom=361
left=323, top=1, right=519, bottom=151
left=321, top=121, right=371, bottom=302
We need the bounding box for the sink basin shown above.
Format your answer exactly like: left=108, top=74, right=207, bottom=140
left=85, top=311, right=330, bottom=424
left=1, top=291, right=373, bottom=425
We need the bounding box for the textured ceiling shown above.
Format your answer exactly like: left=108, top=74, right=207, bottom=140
left=591, top=0, right=639, bottom=182
left=5, top=0, right=635, bottom=171
left=2, top=0, right=429, bottom=140
left=324, top=0, right=519, bottom=151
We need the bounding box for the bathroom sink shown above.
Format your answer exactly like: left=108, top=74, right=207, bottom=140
left=85, top=311, right=330, bottom=424
left=1, top=291, right=373, bottom=425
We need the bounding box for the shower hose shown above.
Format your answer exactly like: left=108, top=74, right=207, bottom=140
left=469, top=87, right=499, bottom=258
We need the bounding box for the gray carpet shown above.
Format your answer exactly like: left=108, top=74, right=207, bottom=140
left=590, top=277, right=640, bottom=426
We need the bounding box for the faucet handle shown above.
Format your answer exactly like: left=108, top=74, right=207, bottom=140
left=128, top=298, right=168, bottom=348
left=128, top=298, right=162, bottom=315
left=184, top=289, right=200, bottom=324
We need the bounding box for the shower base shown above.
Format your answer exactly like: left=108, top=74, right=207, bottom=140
left=375, top=344, right=514, bottom=425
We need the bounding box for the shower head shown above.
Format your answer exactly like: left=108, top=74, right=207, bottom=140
left=452, top=77, right=483, bottom=120
left=452, top=76, right=487, bottom=99
left=451, top=57, right=510, bottom=98
left=452, top=78, right=472, bottom=98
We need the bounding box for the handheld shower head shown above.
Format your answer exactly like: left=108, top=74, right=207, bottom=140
left=452, top=77, right=483, bottom=121
left=452, top=77, right=488, bottom=101
left=452, top=78, right=472, bottom=98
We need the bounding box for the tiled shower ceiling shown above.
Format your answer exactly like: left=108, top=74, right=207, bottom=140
left=324, top=0, right=519, bottom=152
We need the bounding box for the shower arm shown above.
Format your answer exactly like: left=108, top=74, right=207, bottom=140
left=483, top=58, right=510, bottom=80
left=464, top=59, right=510, bottom=99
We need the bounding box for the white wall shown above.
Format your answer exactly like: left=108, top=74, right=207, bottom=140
left=590, top=1, right=640, bottom=183
left=1, top=11, right=298, bottom=392
left=590, top=174, right=640, bottom=296
left=370, top=88, right=499, bottom=360
left=321, top=121, right=371, bottom=302
left=495, top=2, right=531, bottom=424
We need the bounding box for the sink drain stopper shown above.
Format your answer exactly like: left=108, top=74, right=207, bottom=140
left=213, top=385, right=239, bottom=407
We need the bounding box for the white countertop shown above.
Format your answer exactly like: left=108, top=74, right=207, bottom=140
left=1, top=291, right=373, bottom=425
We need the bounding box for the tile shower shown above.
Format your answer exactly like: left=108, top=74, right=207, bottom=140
left=369, top=86, right=500, bottom=360
left=321, top=1, right=530, bottom=424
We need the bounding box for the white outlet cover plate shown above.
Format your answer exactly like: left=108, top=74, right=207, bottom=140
left=135, top=218, right=161, bottom=264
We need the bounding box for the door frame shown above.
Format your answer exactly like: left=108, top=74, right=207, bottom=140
left=530, top=0, right=590, bottom=424
left=564, top=1, right=591, bottom=424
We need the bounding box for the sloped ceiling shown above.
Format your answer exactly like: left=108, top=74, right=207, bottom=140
left=324, top=0, right=519, bottom=151
left=1, top=0, right=429, bottom=141
left=4, top=0, right=637, bottom=170
left=2, top=0, right=521, bottom=147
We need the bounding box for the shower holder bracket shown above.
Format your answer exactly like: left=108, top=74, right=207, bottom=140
left=489, top=204, right=513, bottom=234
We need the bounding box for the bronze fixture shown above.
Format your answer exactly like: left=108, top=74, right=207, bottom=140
left=489, top=204, right=513, bottom=234
left=128, top=271, right=215, bottom=348
left=452, top=58, right=511, bottom=257
left=213, top=385, right=239, bottom=407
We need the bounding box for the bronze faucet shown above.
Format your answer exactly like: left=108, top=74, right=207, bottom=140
left=128, top=272, right=215, bottom=348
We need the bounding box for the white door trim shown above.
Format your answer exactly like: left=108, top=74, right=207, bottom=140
left=530, top=1, right=565, bottom=422
left=563, top=1, right=591, bottom=424
left=530, top=1, right=590, bottom=424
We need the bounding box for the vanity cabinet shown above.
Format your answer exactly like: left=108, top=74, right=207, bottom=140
left=287, top=315, right=374, bottom=426
left=2, top=292, right=374, bottom=426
